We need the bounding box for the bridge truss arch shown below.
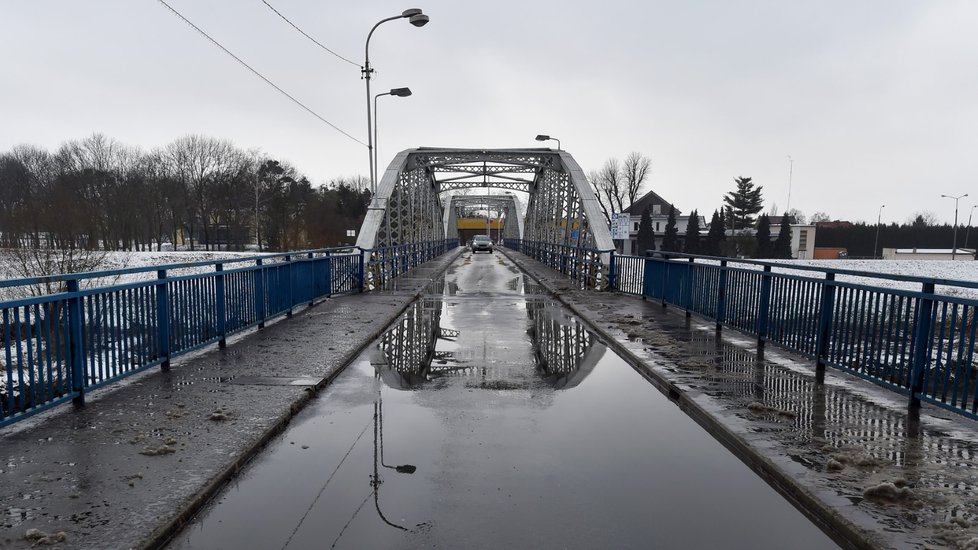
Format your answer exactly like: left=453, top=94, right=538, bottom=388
left=356, top=148, right=615, bottom=287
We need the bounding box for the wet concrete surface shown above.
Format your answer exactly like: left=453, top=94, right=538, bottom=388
left=169, top=251, right=834, bottom=549
left=504, top=249, right=978, bottom=550
left=0, top=250, right=463, bottom=550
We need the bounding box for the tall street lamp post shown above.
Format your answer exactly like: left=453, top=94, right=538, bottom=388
left=965, top=205, right=977, bottom=252
left=364, top=9, right=429, bottom=195
left=535, top=134, right=560, bottom=150
left=873, top=204, right=885, bottom=259
left=941, top=193, right=969, bottom=260
left=373, top=87, right=412, bottom=182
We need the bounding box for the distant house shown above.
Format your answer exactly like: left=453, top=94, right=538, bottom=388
left=881, top=248, right=976, bottom=261
left=620, top=190, right=703, bottom=255
left=814, top=220, right=852, bottom=229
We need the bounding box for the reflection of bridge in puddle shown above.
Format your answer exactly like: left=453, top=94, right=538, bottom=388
left=660, top=326, right=978, bottom=528
left=374, top=293, right=602, bottom=391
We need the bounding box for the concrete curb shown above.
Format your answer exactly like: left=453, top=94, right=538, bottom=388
left=499, top=247, right=875, bottom=550
left=142, top=248, right=463, bottom=550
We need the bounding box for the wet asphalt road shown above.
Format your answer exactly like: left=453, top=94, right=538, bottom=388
left=169, top=251, right=836, bottom=549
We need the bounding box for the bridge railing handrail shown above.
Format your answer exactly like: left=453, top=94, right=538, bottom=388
left=0, top=240, right=458, bottom=428
left=0, top=246, right=359, bottom=291
left=627, top=250, right=978, bottom=290
left=602, top=250, right=978, bottom=422
left=504, top=238, right=613, bottom=290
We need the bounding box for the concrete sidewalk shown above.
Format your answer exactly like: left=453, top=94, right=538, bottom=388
left=503, top=248, right=978, bottom=550
left=0, top=249, right=463, bottom=550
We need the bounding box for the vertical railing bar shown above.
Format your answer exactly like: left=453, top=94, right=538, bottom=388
left=156, top=270, right=170, bottom=371
left=216, top=264, right=227, bottom=349
left=66, top=280, right=85, bottom=407
left=909, top=282, right=936, bottom=417
left=815, top=272, right=836, bottom=384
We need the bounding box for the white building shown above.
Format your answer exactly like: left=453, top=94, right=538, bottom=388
left=881, top=248, right=976, bottom=261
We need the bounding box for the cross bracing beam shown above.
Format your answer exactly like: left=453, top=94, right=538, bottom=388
left=438, top=181, right=531, bottom=193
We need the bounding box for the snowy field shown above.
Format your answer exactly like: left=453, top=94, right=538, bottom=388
left=0, top=250, right=269, bottom=299
left=764, top=259, right=978, bottom=300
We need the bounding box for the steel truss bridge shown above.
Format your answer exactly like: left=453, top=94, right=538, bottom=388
left=356, top=147, right=615, bottom=288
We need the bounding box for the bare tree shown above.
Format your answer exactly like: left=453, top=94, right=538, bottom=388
left=162, top=135, right=240, bottom=250
left=590, top=159, right=622, bottom=225
left=590, top=153, right=651, bottom=225
left=622, top=151, right=651, bottom=205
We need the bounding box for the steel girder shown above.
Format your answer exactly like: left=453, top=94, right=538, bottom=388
left=357, top=148, right=613, bottom=254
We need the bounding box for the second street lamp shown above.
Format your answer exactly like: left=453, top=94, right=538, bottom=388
left=364, top=9, right=429, bottom=195
left=535, top=134, right=561, bottom=151
left=373, top=87, right=412, bottom=182
left=966, top=205, right=977, bottom=251
left=941, top=193, right=969, bottom=260
left=874, top=204, right=885, bottom=259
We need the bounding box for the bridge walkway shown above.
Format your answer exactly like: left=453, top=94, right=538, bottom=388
left=0, top=249, right=464, bottom=550
left=502, top=247, right=978, bottom=550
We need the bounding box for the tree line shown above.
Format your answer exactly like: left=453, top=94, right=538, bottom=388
left=0, top=133, right=370, bottom=253
left=816, top=216, right=967, bottom=258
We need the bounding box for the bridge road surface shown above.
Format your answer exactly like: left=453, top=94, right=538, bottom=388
left=170, top=251, right=835, bottom=549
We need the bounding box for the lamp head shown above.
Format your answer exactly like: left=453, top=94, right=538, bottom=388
left=409, top=13, right=429, bottom=27
left=402, top=8, right=422, bottom=17
left=535, top=135, right=550, bottom=142
left=390, top=87, right=412, bottom=97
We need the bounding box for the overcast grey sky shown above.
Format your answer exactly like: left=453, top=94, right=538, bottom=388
left=2, top=1, right=977, bottom=224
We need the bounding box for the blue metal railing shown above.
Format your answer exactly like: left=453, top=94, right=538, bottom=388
left=603, top=251, right=978, bottom=421
left=363, top=240, right=459, bottom=290
left=504, top=239, right=612, bottom=290
left=0, top=242, right=457, bottom=427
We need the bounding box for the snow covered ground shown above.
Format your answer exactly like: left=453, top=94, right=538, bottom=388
left=764, top=259, right=978, bottom=300
left=0, top=250, right=269, bottom=300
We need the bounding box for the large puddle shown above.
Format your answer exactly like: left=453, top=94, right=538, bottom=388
left=169, top=253, right=835, bottom=549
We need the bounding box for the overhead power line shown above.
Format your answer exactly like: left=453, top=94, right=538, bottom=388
left=261, top=0, right=361, bottom=68
left=156, top=0, right=366, bottom=147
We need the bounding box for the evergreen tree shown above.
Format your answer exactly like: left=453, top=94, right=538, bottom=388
left=661, top=205, right=679, bottom=252
left=755, top=214, right=772, bottom=258
left=723, top=176, right=764, bottom=230
left=683, top=209, right=700, bottom=255
left=705, top=209, right=726, bottom=256
left=636, top=206, right=655, bottom=254
left=774, top=216, right=792, bottom=259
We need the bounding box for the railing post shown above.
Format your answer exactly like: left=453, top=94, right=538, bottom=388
left=156, top=270, right=171, bottom=371
left=285, top=255, right=293, bottom=318
left=255, top=259, right=266, bottom=329
left=660, top=255, right=669, bottom=308
left=325, top=250, right=333, bottom=298
left=215, top=264, right=227, bottom=349
left=607, top=250, right=617, bottom=291
left=908, top=282, right=935, bottom=419
left=814, top=272, right=836, bottom=384
left=685, top=257, right=695, bottom=317
left=66, top=280, right=86, bottom=407
left=757, top=265, right=772, bottom=350
left=357, top=249, right=366, bottom=293
left=307, top=252, right=315, bottom=305
left=642, top=250, right=655, bottom=300
left=716, top=260, right=728, bottom=331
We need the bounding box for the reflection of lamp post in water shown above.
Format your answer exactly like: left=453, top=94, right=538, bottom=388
left=370, top=397, right=424, bottom=532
